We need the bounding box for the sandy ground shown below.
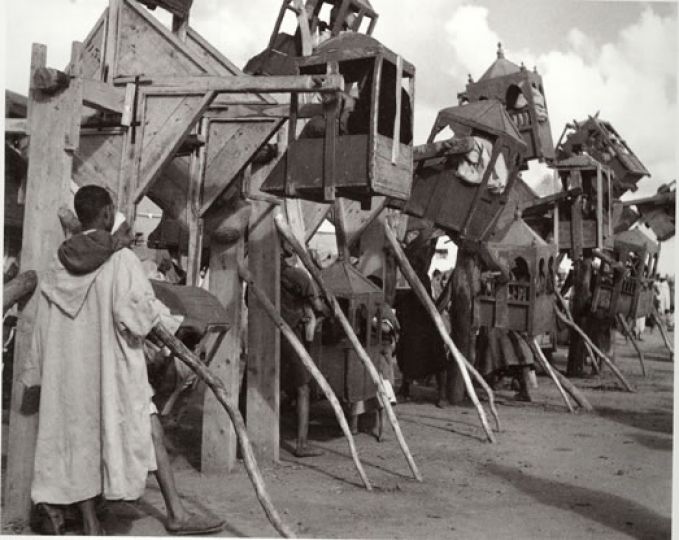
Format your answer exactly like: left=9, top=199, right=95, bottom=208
left=2, top=326, right=674, bottom=539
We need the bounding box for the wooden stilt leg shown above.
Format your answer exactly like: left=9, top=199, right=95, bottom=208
left=555, top=308, right=635, bottom=392
left=275, top=213, right=423, bottom=482
left=151, top=325, right=294, bottom=538
left=383, top=221, right=500, bottom=437
left=526, top=338, right=575, bottom=413
left=653, top=308, right=674, bottom=356
left=617, top=314, right=646, bottom=376
left=240, top=264, right=372, bottom=491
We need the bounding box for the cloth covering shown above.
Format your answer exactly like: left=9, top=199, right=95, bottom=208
left=23, top=246, right=176, bottom=505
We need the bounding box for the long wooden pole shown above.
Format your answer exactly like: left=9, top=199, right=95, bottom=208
left=553, top=282, right=598, bottom=373
left=617, top=314, right=646, bottom=376
left=652, top=308, right=674, bottom=356
left=239, top=264, right=373, bottom=491
left=554, top=308, right=635, bottom=392
left=382, top=221, right=499, bottom=439
left=274, top=213, right=423, bottom=482
left=150, top=325, right=295, bottom=538
left=526, top=337, right=574, bottom=413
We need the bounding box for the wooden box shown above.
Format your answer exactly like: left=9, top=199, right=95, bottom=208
left=261, top=33, right=415, bottom=204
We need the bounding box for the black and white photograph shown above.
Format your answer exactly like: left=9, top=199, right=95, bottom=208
left=1, top=0, right=676, bottom=537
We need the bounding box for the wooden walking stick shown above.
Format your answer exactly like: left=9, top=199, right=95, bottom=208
left=239, top=264, right=373, bottom=491
left=383, top=220, right=499, bottom=439
left=274, top=213, right=423, bottom=482
left=652, top=307, right=674, bottom=356
left=616, top=314, right=646, bottom=376
left=150, top=324, right=295, bottom=539
left=554, top=308, right=635, bottom=392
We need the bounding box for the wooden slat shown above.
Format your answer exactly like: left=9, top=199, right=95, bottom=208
left=200, top=120, right=281, bottom=216
left=134, top=91, right=216, bottom=203
left=5, top=119, right=28, bottom=135
left=113, top=74, right=344, bottom=94
left=82, top=78, right=125, bottom=113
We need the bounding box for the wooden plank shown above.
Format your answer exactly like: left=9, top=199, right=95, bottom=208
left=115, top=0, right=209, bottom=78
left=596, top=165, right=603, bottom=249
left=247, top=141, right=284, bottom=463
left=186, top=118, right=207, bottom=286
left=200, top=120, right=281, bottom=216
left=113, top=74, right=344, bottom=95
left=82, top=78, right=125, bottom=113
left=202, top=202, right=250, bottom=472
left=391, top=55, right=402, bottom=164
left=5, top=118, right=28, bottom=135
left=79, top=7, right=108, bottom=80
left=134, top=91, right=216, bottom=203
left=4, top=42, right=81, bottom=526
left=103, top=0, right=120, bottom=82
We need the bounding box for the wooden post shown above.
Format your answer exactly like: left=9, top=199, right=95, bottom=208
left=4, top=43, right=82, bottom=525
left=186, top=119, right=207, bottom=286
left=201, top=201, right=250, bottom=472
left=247, top=151, right=283, bottom=463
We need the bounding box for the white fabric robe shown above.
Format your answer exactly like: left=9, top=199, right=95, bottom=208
left=24, top=248, right=165, bottom=505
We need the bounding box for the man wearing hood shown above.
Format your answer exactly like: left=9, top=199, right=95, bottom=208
left=25, top=185, right=222, bottom=535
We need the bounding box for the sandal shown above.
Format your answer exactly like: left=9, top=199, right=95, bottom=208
left=166, top=513, right=225, bottom=536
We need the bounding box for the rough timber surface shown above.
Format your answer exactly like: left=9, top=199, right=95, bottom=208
left=4, top=329, right=670, bottom=537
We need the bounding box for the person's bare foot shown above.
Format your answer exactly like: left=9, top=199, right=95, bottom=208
left=436, top=399, right=448, bottom=409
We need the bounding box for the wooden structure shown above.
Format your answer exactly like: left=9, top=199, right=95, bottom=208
left=459, top=43, right=555, bottom=163
left=311, top=261, right=382, bottom=404
left=478, top=215, right=557, bottom=336
left=621, top=182, right=676, bottom=242
left=590, top=228, right=659, bottom=321
left=402, top=100, right=527, bottom=244
left=273, top=0, right=378, bottom=41
left=552, top=154, right=617, bottom=260
left=262, top=33, right=415, bottom=204
left=3, top=0, right=345, bottom=525
left=556, top=115, right=649, bottom=197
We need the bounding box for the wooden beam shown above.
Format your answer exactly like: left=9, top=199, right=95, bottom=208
left=112, top=74, right=344, bottom=95
left=5, top=118, right=28, bottom=135
left=82, top=78, right=125, bottom=113
left=247, top=149, right=283, bottom=463
left=133, top=91, right=217, bottom=204
left=4, top=42, right=82, bottom=526
left=413, top=136, right=474, bottom=162
left=31, top=66, right=69, bottom=93
left=202, top=201, right=250, bottom=472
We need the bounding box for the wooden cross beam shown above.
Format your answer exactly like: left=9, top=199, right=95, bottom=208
left=112, top=74, right=345, bottom=94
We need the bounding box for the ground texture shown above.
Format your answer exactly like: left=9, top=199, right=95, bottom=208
left=2, top=327, right=674, bottom=539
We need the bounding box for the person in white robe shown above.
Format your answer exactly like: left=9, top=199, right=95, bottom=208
left=23, top=186, right=223, bottom=535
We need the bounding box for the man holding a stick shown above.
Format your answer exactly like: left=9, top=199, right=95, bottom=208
left=24, top=185, right=223, bottom=535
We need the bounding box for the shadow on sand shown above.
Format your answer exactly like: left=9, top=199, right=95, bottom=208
left=486, top=463, right=671, bottom=540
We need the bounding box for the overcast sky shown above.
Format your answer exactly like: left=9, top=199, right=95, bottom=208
left=2, top=0, right=677, bottom=270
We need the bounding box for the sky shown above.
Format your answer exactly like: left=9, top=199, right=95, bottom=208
left=2, top=0, right=678, bottom=271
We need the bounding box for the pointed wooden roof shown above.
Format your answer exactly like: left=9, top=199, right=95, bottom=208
left=478, top=43, right=522, bottom=81
left=614, top=228, right=659, bottom=254
left=321, top=260, right=382, bottom=298
left=435, top=99, right=526, bottom=148
left=490, top=215, right=548, bottom=247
